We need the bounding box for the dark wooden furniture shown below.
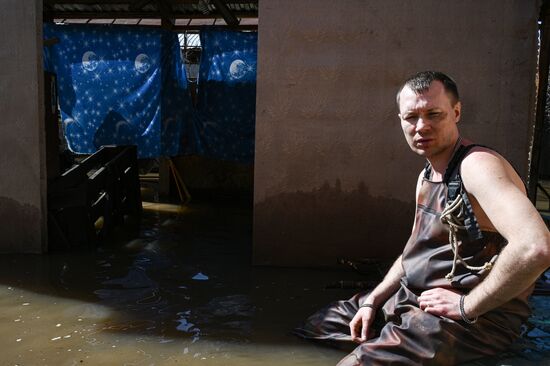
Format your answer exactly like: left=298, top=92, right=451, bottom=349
left=48, top=145, right=142, bottom=249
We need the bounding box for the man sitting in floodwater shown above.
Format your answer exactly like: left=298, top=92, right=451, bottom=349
left=295, top=71, right=550, bottom=365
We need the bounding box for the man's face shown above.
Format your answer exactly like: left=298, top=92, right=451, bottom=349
left=398, top=81, right=461, bottom=159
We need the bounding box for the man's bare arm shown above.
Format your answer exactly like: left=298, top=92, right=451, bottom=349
left=363, top=255, right=405, bottom=307
left=460, top=150, right=550, bottom=317
left=419, top=149, right=550, bottom=320
left=349, top=171, right=424, bottom=342
left=349, top=255, right=404, bottom=342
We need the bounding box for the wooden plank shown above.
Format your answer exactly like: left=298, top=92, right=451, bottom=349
left=528, top=2, right=550, bottom=202
left=129, top=0, right=154, bottom=10
left=173, top=24, right=256, bottom=31
left=158, top=0, right=175, bottom=29
left=47, top=10, right=256, bottom=18
left=47, top=0, right=256, bottom=4
left=211, top=0, right=239, bottom=26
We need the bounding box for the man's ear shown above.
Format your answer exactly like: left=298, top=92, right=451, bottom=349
left=454, top=101, right=462, bottom=123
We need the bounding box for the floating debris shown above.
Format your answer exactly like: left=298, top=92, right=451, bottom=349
left=161, top=218, right=176, bottom=227
left=528, top=328, right=550, bottom=338
left=176, top=318, right=194, bottom=332
left=192, top=272, right=209, bottom=281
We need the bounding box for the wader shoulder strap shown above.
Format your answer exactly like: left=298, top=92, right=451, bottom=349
left=444, top=144, right=487, bottom=241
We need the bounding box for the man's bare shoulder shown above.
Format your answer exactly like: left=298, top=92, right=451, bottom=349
left=460, top=146, right=525, bottom=195
left=457, top=145, right=548, bottom=249
left=462, top=145, right=504, bottom=167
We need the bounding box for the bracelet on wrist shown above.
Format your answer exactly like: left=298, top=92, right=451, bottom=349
left=459, top=295, right=478, bottom=324
left=360, top=303, right=375, bottom=309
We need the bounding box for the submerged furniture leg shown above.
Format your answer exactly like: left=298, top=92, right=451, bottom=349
left=168, top=158, right=191, bottom=205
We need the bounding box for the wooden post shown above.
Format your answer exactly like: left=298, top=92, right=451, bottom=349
left=528, top=1, right=550, bottom=202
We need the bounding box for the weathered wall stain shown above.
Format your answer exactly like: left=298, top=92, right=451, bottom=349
left=254, top=0, right=538, bottom=267
left=253, top=180, right=414, bottom=267
left=0, top=196, right=41, bottom=252
left=0, top=1, right=47, bottom=252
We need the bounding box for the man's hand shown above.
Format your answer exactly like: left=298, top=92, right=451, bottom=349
left=418, top=288, right=462, bottom=320
left=347, top=255, right=405, bottom=344
left=349, top=306, right=376, bottom=343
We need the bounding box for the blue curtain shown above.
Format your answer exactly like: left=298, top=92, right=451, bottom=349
left=192, top=28, right=257, bottom=164
left=43, top=24, right=193, bottom=159
left=43, top=25, right=257, bottom=163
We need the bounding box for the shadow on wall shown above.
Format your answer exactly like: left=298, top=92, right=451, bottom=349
left=253, top=180, right=414, bottom=267
left=173, top=155, right=253, bottom=191
left=0, top=196, right=42, bottom=252
left=171, top=155, right=253, bottom=204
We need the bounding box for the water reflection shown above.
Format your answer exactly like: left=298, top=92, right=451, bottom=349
left=0, top=202, right=548, bottom=365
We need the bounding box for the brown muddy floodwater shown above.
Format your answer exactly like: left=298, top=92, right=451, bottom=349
left=0, top=202, right=549, bottom=365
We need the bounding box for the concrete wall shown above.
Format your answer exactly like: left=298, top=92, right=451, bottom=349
left=253, top=0, right=539, bottom=267
left=0, top=1, right=47, bottom=252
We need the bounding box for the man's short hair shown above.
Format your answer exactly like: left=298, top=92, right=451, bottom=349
left=396, top=71, right=460, bottom=106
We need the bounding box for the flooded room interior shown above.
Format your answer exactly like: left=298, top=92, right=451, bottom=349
left=1, top=1, right=550, bottom=365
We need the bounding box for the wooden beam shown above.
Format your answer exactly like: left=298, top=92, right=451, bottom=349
left=528, top=0, right=550, bottom=202
left=48, top=0, right=138, bottom=4
left=210, top=0, right=239, bottom=27
left=47, top=11, right=256, bottom=19
left=158, top=0, right=175, bottom=29
left=129, top=0, right=154, bottom=11
left=50, top=21, right=256, bottom=31
left=173, top=24, right=256, bottom=31
left=46, top=0, right=257, bottom=4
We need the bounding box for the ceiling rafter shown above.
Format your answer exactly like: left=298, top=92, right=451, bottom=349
left=157, top=0, right=175, bottom=29
left=46, top=0, right=257, bottom=5
left=48, top=11, right=256, bottom=19
left=44, top=0, right=258, bottom=31
left=129, top=0, right=154, bottom=11
left=211, top=0, right=239, bottom=27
